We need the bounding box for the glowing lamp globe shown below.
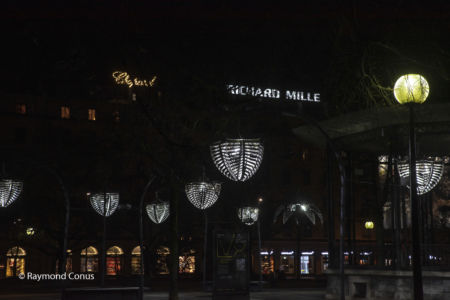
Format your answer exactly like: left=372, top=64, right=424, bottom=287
left=237, top=206, right=259, bottom=225
left=210, top=138, right=264, bottom=182
left=185, top=181, right=221, bottom=210
left=0, top=179, right=23, bottom=208
left=393, top=74, right=429, bottom=104
left=365, top=221, right=374, bottom=230
left=90, top=193, right=119, bottom=217
left=146, top=201, right=170, bottom=224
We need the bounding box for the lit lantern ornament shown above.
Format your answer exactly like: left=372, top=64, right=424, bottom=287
left=210, top=138, right=264, bottom=182
left=90, top=193, right=119, bottom=217
left=146, top=201, right=170, bottom=224
left=26, top=227, right=35, bottom=236
left=365, top=221, right=374, bottom=230
left=237, top=206, right=259, bottom=225
left=0, top=179, right=23, bottom=208
left=274, top=201, right=323, bottom=225
left=185, top=181, right=221, bottom=210
left=397, top=157, right=444, bottom=195
left=393, top=74, right=429, bottom=104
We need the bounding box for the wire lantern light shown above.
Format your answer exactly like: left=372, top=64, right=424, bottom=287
left=397, top=157, right=444, bottom=195
left=90, top=193, right=120, bottom=217
left=237, top=206, right=259, bottom=225
left=0, top=179, right=23, bottom=208
left=210, top=138, right=264, bottom=182
left=274, top=201, right=323, bottom=225
left=185, top=181, right=221, bottom=210
left=146, top=201, right=170, bottom=224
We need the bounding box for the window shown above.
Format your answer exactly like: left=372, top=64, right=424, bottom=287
left=80, top=246, right=98, bottom=273
left=6, top=246, right=26, bottom=277
left=131, top=246, right=144, bottom=275
left=106, top=246, right=123, bottom=275
left=88, top=109, right=96, bottom=121
left=260, top=250, right=274, bottom=274
left=56, top=250, right=73, bottom=273
left=300, top=252, right=315, bottom=274
left=61, top=106, right=70, bottom=119
left=179, top=256, right=195, bottom=274
left=279, top=251, right=295, bottom=275
left=322, top=253, right=329, bottom=271
left=155, top=246, right=169, bottom=275
left=16, top=104, right=26, bottom=115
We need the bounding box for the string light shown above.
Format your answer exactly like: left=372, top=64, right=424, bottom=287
left=146, top=201, right=170, bottom=224
left=0, top=179, right=23, bottom=208
left=397, top=157, right=444, bottom=195
left=210, top=138, right=264, bottom=182
left=90, top=193, right=119, bottom=217
left=185, top=182, right=221, bottom=210
left=237, top=206, right=259, bottom=225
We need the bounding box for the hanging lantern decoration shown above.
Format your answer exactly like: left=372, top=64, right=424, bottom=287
left=0, top=179, right=23, bottom=208
left=210, top=138, right=264, bottom=182
left=274, top=201, right=323, bottom=225
left=90, top=193, right=119, bottom=217
left=146, top=201, right=170, bottom=224
left=397, top=157, right=444, bottom=195
left=237, top=206, right=259, bottom=225
left=185, top=181, right=221, bottom=210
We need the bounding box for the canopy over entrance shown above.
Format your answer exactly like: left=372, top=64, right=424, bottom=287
left=292, top=103, right=450, bottom=156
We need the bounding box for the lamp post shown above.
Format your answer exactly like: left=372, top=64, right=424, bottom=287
left=237, top=203, right=263, bottom=290
left=185, top=172, right=221, bottom=291
left=393, top=74, right=430, bottom=300
left=90, top=192, right=119, bottom=287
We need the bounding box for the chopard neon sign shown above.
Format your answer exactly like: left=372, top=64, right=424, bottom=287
left=112, top=71, right=157, bottom=88
left=227, top=84, right=320, bottom=102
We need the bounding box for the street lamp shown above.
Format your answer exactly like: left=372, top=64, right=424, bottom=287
left=210, top=138, right=264, bottom=182
left=146, top=201, right=170, bottom=224
left=0, top=179, right=23, bottom=207
left=185, top=181, right=221, bottom=210
left=90, top=193, right=120, bottom=217
left=89, top=192, right=119, bottom=287
left=394, top=73, right=429, bottom=300
left=237, top=206, right=259, bottom=226
left=185, top=173, right=221, bottom=291
left=364, top=221, right=374, bottom=230
left=397, top=157, right=444, bottom=195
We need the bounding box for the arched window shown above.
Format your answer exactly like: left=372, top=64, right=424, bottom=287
left=156, top=246, right=170, bottom=275
left=80, top=246, right=98, bottom=273
left=131, top=246, right=144, bottom=275
left=6, top=246, right=26, bottom=277
left=106, top=246, right=123, bottom=275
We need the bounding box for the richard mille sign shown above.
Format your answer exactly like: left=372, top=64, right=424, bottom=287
left=227, top=84, right=320, bottom=102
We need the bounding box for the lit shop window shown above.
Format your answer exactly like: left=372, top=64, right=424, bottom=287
left=131, top=246, right=144, bottom=275
left=279, top=251, right=295, bottom=274
left=61, top=106, right=70, bottom=119
left=106, top=246, right=123, bottom=275
left=260, top=250, right=274, bottom=274
left=6, top=246, right=26, bottom=277
left=321, top=252, right=329, bottom=271
left=55, top=249, right=73, bottom=273
left=88, top=109, right=96, bottom=121
left=300, top=251, right=315, bottom=274
left=16, top=104, right=26, bottom=115
left=179, top=255, right=195, bottom=274
left=156, top=246, right=170, bottom=275
left=80, top=246, right=98, bottom=273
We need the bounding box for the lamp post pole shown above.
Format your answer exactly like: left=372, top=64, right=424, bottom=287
left=408, top=104, right=423, bottom=300
left=257, top=213, right=263, bottom=290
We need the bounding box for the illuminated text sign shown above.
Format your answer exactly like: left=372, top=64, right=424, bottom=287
left=227, top=84, right=320, bottom=102
left=112, top=71, right=157, bottom=88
